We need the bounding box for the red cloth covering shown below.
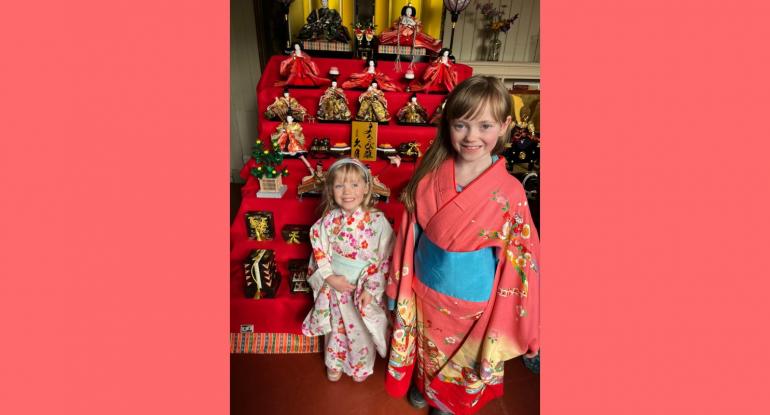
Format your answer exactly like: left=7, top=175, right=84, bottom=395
left=233, top=55, right=474, bottom=334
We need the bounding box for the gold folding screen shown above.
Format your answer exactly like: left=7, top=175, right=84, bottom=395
left=289, top=0, right=445, bottom=41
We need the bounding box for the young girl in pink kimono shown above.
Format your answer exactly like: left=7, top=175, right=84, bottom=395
left=385, top=76, right=541, bottom=415
left=302, top=158, right=394, bottom=382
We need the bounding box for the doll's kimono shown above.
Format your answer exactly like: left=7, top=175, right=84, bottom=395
left=274, top=51, right=331, bottom=87
left=356, top=88, right=391, bottom=122
left=385, top=157, right=540, bottom=415
left=396, top=100, right=429, bottom=124
left=297, top=5, right=350, bottom=43
left=409, top=56, right=458, bottom=93
left=264, top=95, right=308, bottom=121
left=341, top=67, right=402, bottom=92
left=317, top=84, right=352, bottom=121
left=270, top=120, right=306, bottom=154
left=379, top=13, right=441, bottom=53
left=302, top=208, right=394, bottom=379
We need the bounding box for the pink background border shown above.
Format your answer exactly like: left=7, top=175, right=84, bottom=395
left=3, top=0, right=770, bottom=413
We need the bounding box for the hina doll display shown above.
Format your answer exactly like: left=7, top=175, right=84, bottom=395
left=264, top=88, right=308, bottom=121
left=270, top=114, right=307, bottom=154
left=297, top=0, right=350, bottom=43
left=356, top=82, right=391, bottom=122
left=316, top=79, right=352, bottom=122
left=274, top=41, right=331, bottom=88
left=396, top=93, right=429, bottom=124
left=378, top=3, right=442, bottom=53
left=342, top=59, right=402, bottom=92
left=409, top=48, right=458, bottom=93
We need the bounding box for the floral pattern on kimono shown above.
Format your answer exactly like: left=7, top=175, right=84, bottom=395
left=302, top=207, right=395, bottom=378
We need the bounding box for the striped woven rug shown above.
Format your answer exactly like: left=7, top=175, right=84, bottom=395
left=230, top=333, right=320, bottom=354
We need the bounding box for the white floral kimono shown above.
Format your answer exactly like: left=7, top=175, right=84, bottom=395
left=301, top=207, right=394, bottom=378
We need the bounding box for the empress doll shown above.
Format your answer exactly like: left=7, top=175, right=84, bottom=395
left=274, top=41, right=331, bottom=88
left=317, top=79, right=352, bottom=121
left=342, top=59, right=401, bottom=92
left=356, top=82, right=390, bottom=122
left=378, top=4, right=441, bottom=53
left=396, top=94, right=429, bottom=124
left=409, top=48, right=458, bottom=93
left=265, top=88, right=308, bottom=121
left=270, top=114, right=306, bottom=154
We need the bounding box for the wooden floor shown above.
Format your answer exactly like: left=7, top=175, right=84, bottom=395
left=231, top=352, right=540, bottom=415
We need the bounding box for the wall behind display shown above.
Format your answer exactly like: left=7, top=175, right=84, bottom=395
left=441, top=0, right=539, bottom=63
left=231, top=0, right=262, bottom=183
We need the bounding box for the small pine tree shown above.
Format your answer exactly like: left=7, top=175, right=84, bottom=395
left=250, top=138, right=289, bottom=179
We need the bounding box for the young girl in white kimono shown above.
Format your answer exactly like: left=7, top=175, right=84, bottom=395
left=301, top=158, right=394, bottom=382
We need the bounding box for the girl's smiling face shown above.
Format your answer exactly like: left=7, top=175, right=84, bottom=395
left=332, top=170, right=368, bottom=215
left=449, top=103, right=511, bottom=166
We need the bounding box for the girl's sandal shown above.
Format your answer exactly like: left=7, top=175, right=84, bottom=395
left=327, top=368, right=342, bottom=382
left=352, top=374, right=369, bottom=382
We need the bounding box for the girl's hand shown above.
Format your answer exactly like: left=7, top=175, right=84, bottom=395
left=359, top=291, right=373, bottom=310
left=325, top=275, right=355, bottom=292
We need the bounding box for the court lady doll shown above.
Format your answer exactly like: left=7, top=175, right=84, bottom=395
left=409, top=48, right=458, bottom=93
left=342, top=59, right=402, bottom=92
left=274, top=41, right=331, bottom=88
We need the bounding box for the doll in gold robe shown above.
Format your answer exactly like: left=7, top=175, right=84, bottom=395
left=270, top=114, right=306, bottom=154
left=396, top=93, right=429, bottom=124
left=265, top=88, right=308, bottom=121
left=317, top=79, right=352, bottom=121
left=355, top=82, right=390, bottom=122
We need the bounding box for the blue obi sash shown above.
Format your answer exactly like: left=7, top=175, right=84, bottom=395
left=414, top=225, right=496, bottom=302
left=331, top=252, right=367, bottom=284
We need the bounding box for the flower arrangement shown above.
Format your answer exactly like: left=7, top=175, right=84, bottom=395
left=353, top=20, right=377, bottom=36
left=250, top=139, right=289, bottom=179
left=475, top=1, right=519, bottom=35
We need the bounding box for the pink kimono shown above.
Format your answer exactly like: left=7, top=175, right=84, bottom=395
left=385, top=157, right=540, bottom=414
left=302, top=208, right=394, bottom=379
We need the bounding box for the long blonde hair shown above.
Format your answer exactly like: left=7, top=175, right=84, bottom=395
left=401, top=75, right=513, bottom=212
left=319, top=158, right=377, bottom=216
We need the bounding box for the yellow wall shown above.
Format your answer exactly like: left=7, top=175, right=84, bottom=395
left=290, top=0, right=444, bottom=40
left=375, top=0, right=390, bottom=33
